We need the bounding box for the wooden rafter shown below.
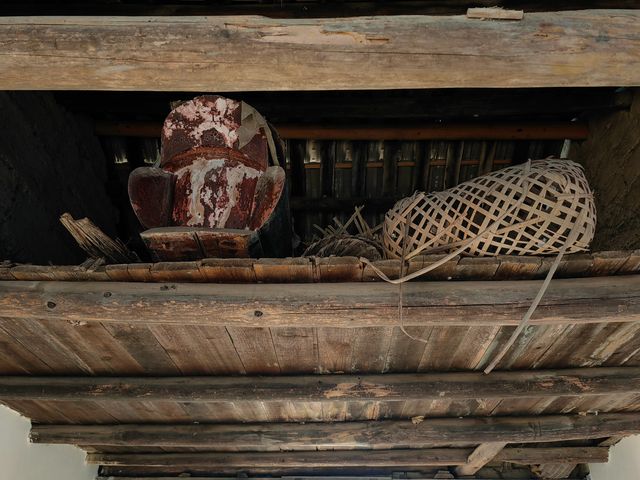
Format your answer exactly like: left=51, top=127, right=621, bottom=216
left=0, top=12, right=639, bottom=91
left=455, top=442, right=508, bottom=475
left=29, top=413, right=640, bottom=449
left=86, top=447, right=610, bottom=469
left=2, top=367, right=640, bottom=402
left=1, top=275, right=638, bottom=327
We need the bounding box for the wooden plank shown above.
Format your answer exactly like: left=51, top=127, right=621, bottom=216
left=86, top=447, right=609, bottom=469
left=270, top=327, right=319, bottom=373
left=4, top=368, right=640, bottom=403
left=30, top=413, right=640, bottom=449
left=467, top=8, right=524, bottom=21
left=1, top=13, right=638, bottom=91
left=100, top=324, right=181, bottom=375
left=148, top=325, right=246, bottom=374
left=225, top=327, right=281, bottom=374
left=455, top=442, right=507, bottom=475
left=495, top=446, right=609, bottom=464
left=3, top=251, right=637, bottom=283
left=87, top=449, right=472, bottom=468
left=2, top=275, right=638, bottom=328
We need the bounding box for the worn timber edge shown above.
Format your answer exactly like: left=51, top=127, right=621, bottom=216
left=1, top=368, right=639, bottom=402
left=1, top=12, right=640, bottom=90
left=1, top=249, right=639, bottom=283
left=1, top=274, right=639, bottom=327
left=86, top=447, right=610, bottom=468
left=29, top=413, right=640, bottom=448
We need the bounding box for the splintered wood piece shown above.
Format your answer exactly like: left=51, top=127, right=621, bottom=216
left=455, top=442, right=507, bottom=475
left=60, top=213, right=136, bottom=264
left=467, top=8, right=524, bottom=21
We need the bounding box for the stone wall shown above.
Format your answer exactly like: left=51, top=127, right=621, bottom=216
left=0, top=92, right=117, bottom=264
left=572, top=89, right=640, bottom=251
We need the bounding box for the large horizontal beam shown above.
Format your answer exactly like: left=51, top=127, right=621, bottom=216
left=1, top=276, right=639, bottom=328
left=2, top=368, right=639, bottom=402
left=0, top=12, right=639, bottom=91
left=86, top=447, right=609, bottom=469
left=88, top=449, right=471, bottom=468
left=30, top=413, right=640, bottom=449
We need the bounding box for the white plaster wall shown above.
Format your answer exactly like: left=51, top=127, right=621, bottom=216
left=590, top=435, right=640, bottom=480
left=0, top=404, right=97, bottom=480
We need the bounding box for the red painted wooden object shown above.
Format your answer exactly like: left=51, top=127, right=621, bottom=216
left=128, top=95, right=291, bottom=260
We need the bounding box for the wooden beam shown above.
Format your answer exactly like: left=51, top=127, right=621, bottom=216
left=2, top=367, right=640, bottom=402
left=87, top=449, right=472, bottom=468
left=496, top=447, right=609, bottom=465
left=0, top=12, right=639, bottom=91
left=455, top=442, right=508, bottom=476
left=1, top=276, right=639, bottom=328
left=85, top=447, right=608, bottom=469
left=29, top=413, right=640, bottom=449
left=94, top=121, right=589, bottom=140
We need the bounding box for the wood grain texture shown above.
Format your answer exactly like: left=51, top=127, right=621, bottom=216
left=1, top=275, right=639, bottom=327
left=85, top=446, right=607, bottom=469
left=0, top=12, right=639, bottom=91
left=3, top=367, right=639, bottom=402
left=496, top=446, right=609, bottom=464
left=455, top=441, right=507, bottom=475
left=2, top=250, right=636, bottom=283
left=29, top=413, right=640, bottom=449
left=87, top=449, right=472, bottom=468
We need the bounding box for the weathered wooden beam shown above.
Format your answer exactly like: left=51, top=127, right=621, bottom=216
left=496, top=447, right=609, bottom=465
left=94, top=120, right=589, bottom=140
left=455, top=442, right=508, bottom=476
left=0, top=12, right=639, bottom=91
left=2, top=368, right=640, bottom=402
left=1, top=276, right=639, bottom=328
left=29, top=413, right=640, bottom=449
left=86, top=447, right=608, bottom=469
left=87, top=449, right=472, bottom=468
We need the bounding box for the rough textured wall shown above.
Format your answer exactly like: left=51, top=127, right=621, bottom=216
left=572, top=89, right=640, bottom=251
left=0, top=92, right=117, bottom=264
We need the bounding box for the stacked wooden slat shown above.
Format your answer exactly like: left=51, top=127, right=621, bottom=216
left=1, top=250, right=638, bottom=283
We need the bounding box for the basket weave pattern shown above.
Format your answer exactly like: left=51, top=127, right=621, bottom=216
left=383, top=159, right=596, bottom=259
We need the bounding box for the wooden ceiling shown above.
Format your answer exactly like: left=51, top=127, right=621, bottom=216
left=1, top=252, right=640, bottom=478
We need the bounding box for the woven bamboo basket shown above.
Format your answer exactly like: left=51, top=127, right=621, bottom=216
left=383, top=159, right=596, bottom=259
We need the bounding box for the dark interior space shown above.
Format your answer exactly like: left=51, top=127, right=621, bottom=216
left=0, top=86, right=636, bottom=264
